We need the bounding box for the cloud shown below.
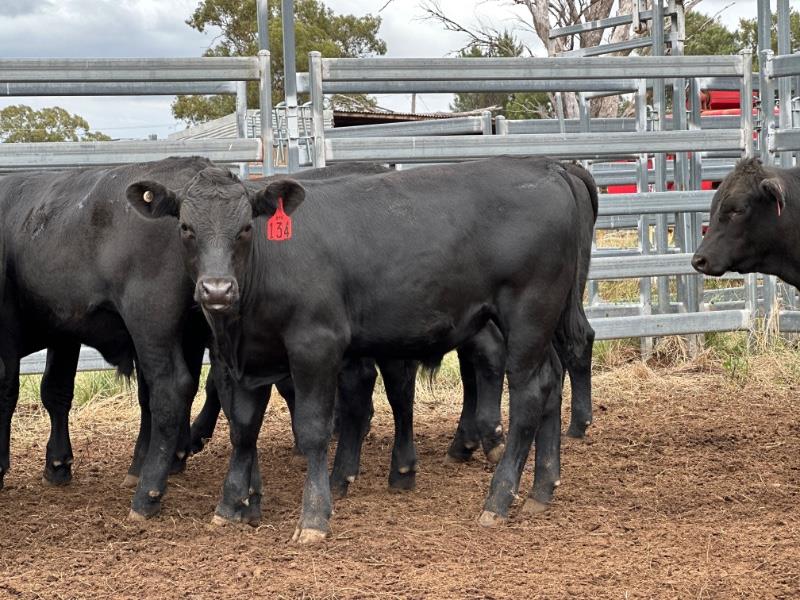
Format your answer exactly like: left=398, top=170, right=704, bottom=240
left=0, top=0, right=55, bottom=17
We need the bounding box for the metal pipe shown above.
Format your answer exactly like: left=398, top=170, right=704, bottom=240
left=258, top=50, right=274, bottom=176
left=257, top=0, right=269, bottom=51
left=777, top=0, right=793, bottom=169
left=235, top=80, right=250, bottom=179
left=651, top=0, right=671, bottom=315
left=481, top=111, right=493, bottom=135
left=309, top=51, right=326, bottom=168
left=636, top=78, right=653, bottom=356
left=281, top=0, right=300, bottom=172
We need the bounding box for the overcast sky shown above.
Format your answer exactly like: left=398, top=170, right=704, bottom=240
left=0, top=0, right=760, bottom=139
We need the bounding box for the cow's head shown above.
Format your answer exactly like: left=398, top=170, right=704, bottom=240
left=692, top=158, right=786, bottom=277
left=126, top=167, right=305, bottom=314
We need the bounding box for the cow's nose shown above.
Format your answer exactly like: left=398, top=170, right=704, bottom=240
left=198, top=278, right=235, bottom=310
left=691, top=253, right=708, bottom=274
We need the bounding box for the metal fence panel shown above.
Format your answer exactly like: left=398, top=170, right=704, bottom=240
left=326, top=130, right=743, bottom=163
left=321, top=56, right=744, bottom=81
left=0, top=57, right=260, bottom=82
left=0, top=138, right=261, bottom=168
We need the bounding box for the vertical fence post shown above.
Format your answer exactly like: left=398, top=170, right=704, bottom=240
left=760, top=48, right=777, bottom=323
left=740, top=49, right=758, bottom=320
left=688, top=76, right=704, bottom=312
left=235, top=80, right=250, bottom=179
left=577, top=91, right=598, bottom=306
left=776, top=0, right=792, bottom=170
left=309, top=51, right=326, bottom=168
left=495, top=115, right=508, bottom=136
left=258, top=50, right=274, bottom=176
left=481, top=110, right=493, bottom=135
left=651, top=0, right=670, bottom=316
left=636, top=77, right=653, bottom=357
left=671, top=0, right=698, bottom=328
left=257, top=0, right=269, bottom=51
left=756, top=0, right=775, bottom=327
left=281, top=0, right=300, bottom=172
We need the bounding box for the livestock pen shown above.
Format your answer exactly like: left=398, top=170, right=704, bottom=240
left=2, top=0, right=800, bottom=597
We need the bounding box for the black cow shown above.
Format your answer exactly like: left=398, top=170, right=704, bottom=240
left=692, top=158, right=800, bottom=286
left=189, top=162, right=597, bottom=494
left=129, top=156, right=593, bottom=543
left=0, top=157, right=213, bottom=519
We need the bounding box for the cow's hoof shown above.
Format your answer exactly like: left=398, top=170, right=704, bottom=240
left=291, top=527, right=327, bottom=545
left=169, top=455, right=187, bottom=476
left=330, top=478, right=352, bottom=501
left=121, top=473, right=139, bottom=488
left=127, top=509, right=150, bottom=522
left=211, top=513, right=235, bottom=527
left=388, top=469, right=416, bottom=492
left=566, top=421, right=591, bottom=439
left=485, top=444, right=505, bottom=465
left=43, top=463, right=72, bottom=486
left=213, top=496, right=262, bottom=527
left=478, top=510, right=506, bottom=528
left=521, top=498, right=549, bottom=515
left=190, top=436, right=211, bottom=456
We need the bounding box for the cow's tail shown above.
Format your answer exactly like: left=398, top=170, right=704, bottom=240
left=562, top=161, right=599, bottom=222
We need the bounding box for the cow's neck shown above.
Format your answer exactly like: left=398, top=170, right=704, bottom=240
left=772, top=168, right=800, bottom=289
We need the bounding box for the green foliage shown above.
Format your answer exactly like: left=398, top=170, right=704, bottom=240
left=0, top=105, right=111, bottom=143
left=450, top=31, right=548, bottom=118
left=735, top=8, right=800, bottom=65
left=684, top=10, right=738, bottom=56
left=172, top=0, right=387, bottom=125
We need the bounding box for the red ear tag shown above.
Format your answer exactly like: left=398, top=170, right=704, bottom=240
left=267, top=197, right=292, bottom=241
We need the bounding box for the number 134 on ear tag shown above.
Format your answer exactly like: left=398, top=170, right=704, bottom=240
left=267, top=197, right=292, bottom=241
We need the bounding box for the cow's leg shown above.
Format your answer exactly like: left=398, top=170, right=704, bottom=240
left=330, top=357, right=377, bottom=499
left=561, top=314, right=595, bottom=438
left=469, top=323, right=506, bottom=463
left=448, top=324, right=505, bottom=464
left=189, top=368, right=219, bottom=455
left=171, top=334, right=206, bottom=473
left=128, top=344, right=194, bottom=520
left=380, top=359, right=419, bottom=492
left=480, top=335, right=561, bottom=527
left=523, top=354, right=563, bottom=514
left=275, top=376, right=302, bottom=458
left=0, top=357, right=20, bottom=491
left=213, top=369, right=269, bottom=527
left=446, top=352, right=480, bottom=462
left=40, top=342, right=80, bottom=486
left=123, top=362, right=150, bottom=488
left=287, top=339, right=341, bottom=544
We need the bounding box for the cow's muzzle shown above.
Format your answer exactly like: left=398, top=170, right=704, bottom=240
left=197, top=277, right=238, bottom=313
left=691, top=252, right=725, bottom=276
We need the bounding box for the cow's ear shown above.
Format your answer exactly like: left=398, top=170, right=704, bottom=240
left=760, top=177, right=786, bottom=215
left=250, top=179, right=305, bottom=218
left=126, top=181, right=181, bottom=219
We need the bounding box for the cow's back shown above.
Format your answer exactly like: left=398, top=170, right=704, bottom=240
left=247, top=156, right=580, bottom=357
left=0, top=156, right=212, bottom=346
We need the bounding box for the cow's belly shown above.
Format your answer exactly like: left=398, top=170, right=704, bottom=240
left=348, top=301, right=496, bottom=359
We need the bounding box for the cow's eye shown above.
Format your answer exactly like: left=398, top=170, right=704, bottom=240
left=237, top=224, right=253, bottom=240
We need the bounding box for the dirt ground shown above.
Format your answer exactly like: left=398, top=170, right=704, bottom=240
left=1, top=359, right=799, bottom=600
